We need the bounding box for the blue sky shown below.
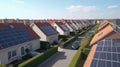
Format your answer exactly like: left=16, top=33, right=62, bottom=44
left=0, top=0, right=120, bottom=19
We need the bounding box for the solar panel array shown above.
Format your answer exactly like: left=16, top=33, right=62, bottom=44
left=91, top=39, right=120, bottom=67
left=60, top=25, right=69, bottom=31
left=70, top=24, right=76, bottom=30
left=40, top=25, right=58, bottom=35
left=0, top=28, right=34, bottom=49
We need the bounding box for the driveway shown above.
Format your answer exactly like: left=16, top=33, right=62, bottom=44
left=38, top=42, right=78, bottom=67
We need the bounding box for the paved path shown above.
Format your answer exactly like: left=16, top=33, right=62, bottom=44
left=38, top=43, right=78, bottom=67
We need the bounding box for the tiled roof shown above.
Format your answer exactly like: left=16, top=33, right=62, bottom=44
left=90, top=24, right=114, bottom=46
left=84, top=44, right=97, bottom=67
left=98, top=20, right=109, bottom=31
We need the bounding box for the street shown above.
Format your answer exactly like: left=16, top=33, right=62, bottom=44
left=38, top=27, right=95, bottom=67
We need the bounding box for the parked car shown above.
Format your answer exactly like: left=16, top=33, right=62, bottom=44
left=72, top=41, right=80, bottom=49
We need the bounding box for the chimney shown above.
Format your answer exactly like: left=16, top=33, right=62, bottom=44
left=23, top=20, right=29, bottom=26
left=2, top=19, right=8, bottom=25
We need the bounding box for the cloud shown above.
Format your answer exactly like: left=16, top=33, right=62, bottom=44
left=66, top=5, right=99, bottom=13
left=107, top=5, right=119, bottom=9
left=13, top=0, right=25, bottom=4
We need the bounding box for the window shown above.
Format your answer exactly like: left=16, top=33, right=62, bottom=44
left=8, top=50, right=17, bottom=60
left=8, top=51, right=12, bottom=60
left=21, top=47, right=25, bottom=55
left=12, top=50, right=17, bottom=57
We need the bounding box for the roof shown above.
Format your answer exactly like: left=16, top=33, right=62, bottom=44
left=83, top=44, right=97, bottom=67
left=55, top=22, right=69, bottom=32
left=0, top=19, right=15, bottom=23
left=85, top=39, right=120, bottom=67
left=98, top=20, right=109, bottom=31
left=66, top=22, right=76, bottom=30
left=35, top=22, right=58, bottom=36
left=47, top=19, right=56, bottom=25
left=0, top=23, right=40, bottom=50
left=90, top=24, right=114, bottom=46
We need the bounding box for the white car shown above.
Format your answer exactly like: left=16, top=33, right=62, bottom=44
left=72, top=41, right=80, bottom=49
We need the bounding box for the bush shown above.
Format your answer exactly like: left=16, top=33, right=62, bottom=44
left=0, top=64, right=5, bottom=67
left=58, top=35, right=68, bottom=41
left=70, top=32, right=76, bottom=36
left=18, top=46, right=58, bottom=67
left=81, top=48, right=90, bottom=60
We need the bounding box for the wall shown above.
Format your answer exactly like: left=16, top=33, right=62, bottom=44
left=31, top=24, right=47, bottom=41
left=47, top=34, right=59, bottom=44
left=72, top=22, right=79, bottom=30
left=65, top=23, right=74, bottom=32
left=52, top=23, right=64, bottom=35
left=0, top=39, right=40, bottom=64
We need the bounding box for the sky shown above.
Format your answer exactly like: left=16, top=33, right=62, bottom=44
left=0, top=0, right=120, bottom=19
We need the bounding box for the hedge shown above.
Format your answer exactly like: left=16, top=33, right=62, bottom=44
left=58, top=35, right=68, bottom=41
left=68, top=34, right=93, bottom=67
left=68, top=25, right=95, bottom=67
left=18, top=46, right=58, bottom=67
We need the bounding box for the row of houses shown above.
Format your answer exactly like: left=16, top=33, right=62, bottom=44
left=0, top=19, right=95, bottom=64
left=84, top=19, right=120, bottom=67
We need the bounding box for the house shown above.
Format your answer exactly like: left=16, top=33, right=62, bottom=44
left=72, top=20, right=81, bottom=30
left=77, top=20, right=85, bottom=29
left=0, top=19, right=40, bottom=64
left=81, top=20, right=88, bottom=27
left=66, top=20, right=77, bottom=32
left=70, top=20, right=79, bottom=30
left=60, top=20, right=76, bottom=34
left=30, top=22, right=59, bottom=44
left=84, top=20, right=120, bottom=67
left=48, top=20, right=70, bottom=36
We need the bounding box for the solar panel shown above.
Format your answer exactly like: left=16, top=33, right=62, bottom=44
left=90, top=59, right=98, bottom=67
left=91, top=39, right=120, bottom=67
left=106, top=61, right=111, bottom=67
left=107, top=53, right=111, bottom=60
left=60, top=25, right=69, bottom=31
left=96, top=47, right=102, bottom=51
left=97, top=60, right=106, bottom=67
left=103, top=47, right=108, bottom=51
left=0, top=28, right=34, bottom=49
left=94, top=52, right=99, bottom=58
left=112, top=62, right=120, bottom=67
left=40, top=25, right=58, bottom=35
left=118, top=54, right=120, bottom=62
left=112, top=53, right=117, bottom=61
left=112, top=47, right=116, bottom=52
left=70, top=24, right=76, bottom=30
left=100, top=52, right=106, bottom=60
